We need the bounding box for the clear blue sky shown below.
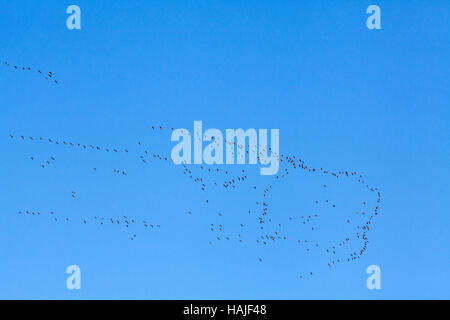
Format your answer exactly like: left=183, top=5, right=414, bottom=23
left=0, top=1, right=448, bottom=299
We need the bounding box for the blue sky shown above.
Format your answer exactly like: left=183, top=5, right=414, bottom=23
left=0, top=1, right=449, bottom=299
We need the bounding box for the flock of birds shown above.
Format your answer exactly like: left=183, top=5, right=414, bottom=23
left=173, top=132, right=382, bottom=279
left=4, top=61, right=58, bottom=84
left=4, top=60, right=382, bottom=280
left=8, top=126, right=382, bottom=280
left=16, top=209, right=160, bottom=241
